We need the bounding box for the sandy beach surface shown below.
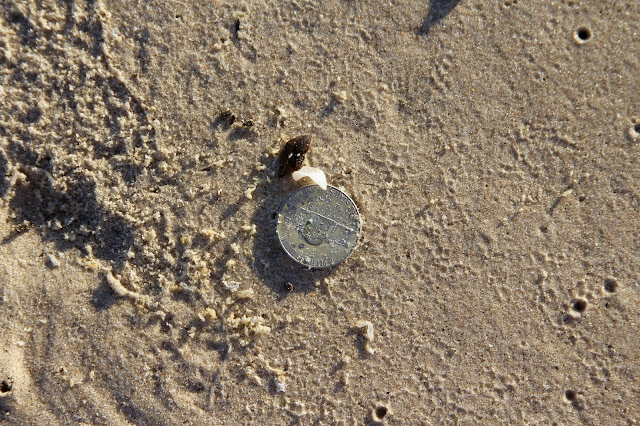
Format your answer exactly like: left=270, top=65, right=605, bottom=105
left=1, top=0, right=639, bottom=424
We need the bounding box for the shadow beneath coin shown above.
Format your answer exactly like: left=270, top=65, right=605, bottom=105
left=250, top=179, right=332, bottom=295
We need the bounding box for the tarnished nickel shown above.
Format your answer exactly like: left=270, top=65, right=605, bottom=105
left=276, top=185, right=361, bottom=268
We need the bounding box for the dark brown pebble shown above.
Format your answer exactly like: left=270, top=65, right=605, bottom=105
left=278, top=135, right=311, bottom=178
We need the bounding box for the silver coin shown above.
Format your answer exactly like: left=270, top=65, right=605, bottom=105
left=276, top=185, right=361, bottom=268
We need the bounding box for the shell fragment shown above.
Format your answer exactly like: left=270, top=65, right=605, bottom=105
left=291, top=166, right=327, bottom=190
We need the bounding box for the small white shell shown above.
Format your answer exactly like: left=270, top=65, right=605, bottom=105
left=356, top=320, right=374, bottom=341
left=223, top=280, right=240, bottom=292
left=292, top=166, right=327, bottom=190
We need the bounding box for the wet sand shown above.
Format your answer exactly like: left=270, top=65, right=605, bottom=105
left=1, top=0, right=639, bottom=424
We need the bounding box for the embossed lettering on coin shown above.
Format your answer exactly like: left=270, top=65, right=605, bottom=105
left=276, top=185, right=361, bottom=268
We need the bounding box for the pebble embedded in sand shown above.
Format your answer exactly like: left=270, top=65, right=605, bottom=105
left=356, top=320, right=374, bottom=340
left=274, top=375, right=287, bottom=393
left=356, top=320, right=375, bottom=354
left=277, top=135, right=311, bottom=177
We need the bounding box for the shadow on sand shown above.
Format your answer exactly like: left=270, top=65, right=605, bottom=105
left=249, top=178, right=334, bottom=295
left=418, top=0, right=462, bottom=35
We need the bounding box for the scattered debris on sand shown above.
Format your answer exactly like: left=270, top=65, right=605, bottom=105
left=356, top=320, right=375, bottom=354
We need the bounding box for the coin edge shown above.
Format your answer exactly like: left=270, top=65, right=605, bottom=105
left=275, top=185, right=362, bottom=268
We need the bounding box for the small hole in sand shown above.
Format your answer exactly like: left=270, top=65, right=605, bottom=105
left=633, top=122, right=640, bottom=134
left=565, top=390, right=577, bottom=401
left=0, top=380, right=11, bottom=393
left=604, top=278, right=618, bottom=293
left=374, top=405, right=388, bottom=420
left=571, top=299, right=587, bottom=312
left=24, top=107, right=42, bottom=124
left=575, top=27, right=591, bottom=42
